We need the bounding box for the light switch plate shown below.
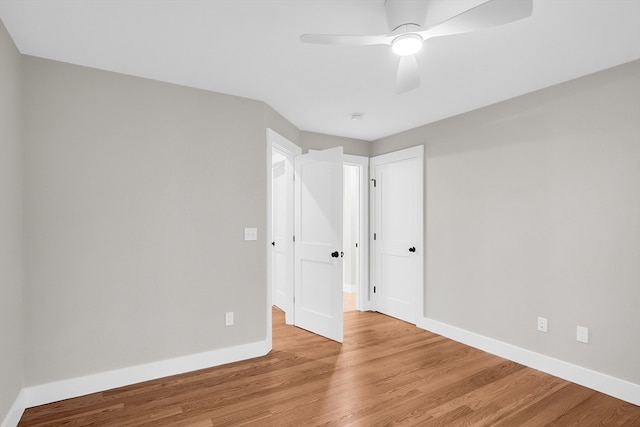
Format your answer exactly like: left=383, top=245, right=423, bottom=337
left=225, top=312, right=234, bottom=326
left=244, top=227, right=257, bottom=241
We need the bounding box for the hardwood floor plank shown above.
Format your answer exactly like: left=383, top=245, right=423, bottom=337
left=422, top=367, right=566, bottom=423
left=546, top=391, right=640, bottom=427
left=18, top=307, right=640, bottom=426
left=490, top=382, right=593, bottom=426
left=19, top=402, right=125, bottom=427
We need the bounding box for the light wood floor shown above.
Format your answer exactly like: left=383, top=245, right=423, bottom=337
left=343, top=291, right=356, bottom=312
left=19, top=308, right=640, bottom=426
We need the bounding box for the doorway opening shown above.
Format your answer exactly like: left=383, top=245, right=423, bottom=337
left=342, top=155, right=369, bottom=313
left=266, top=129, right=301, bottom=349
left=271, top=146, right=292, bottom=317
left=267, top=129, right=369, bottom=345
left=267, top=132, right=422, bottom=347
left=343, top=164, right=358, bottom=313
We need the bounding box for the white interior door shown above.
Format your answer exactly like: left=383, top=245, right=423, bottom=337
left=371, top=146, right=423, bottom=324
left=272, top=154, right=291, bottom=315
left=294, top=147, right=344, bottom=342
left=267, top=130, right=300, bottom=331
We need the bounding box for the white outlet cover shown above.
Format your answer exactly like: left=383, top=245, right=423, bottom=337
left=537, top=317, right=548, bottom=333
left=577, top=326, right=589, bottom=343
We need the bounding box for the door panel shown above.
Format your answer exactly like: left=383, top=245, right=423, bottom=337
left=299, top=162, right=334, bottom=243
left=372, top=146, right=423, bottom=324
left=299, top=259, right=333, bottom=314
left=380, top=162, right=417, bottom=241
left=295, top=147, right=343, bottom=342
left=272, top=159, right=288, bottom=311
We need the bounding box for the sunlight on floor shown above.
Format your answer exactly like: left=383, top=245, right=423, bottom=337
left=343, top=291, right=356, bottom=312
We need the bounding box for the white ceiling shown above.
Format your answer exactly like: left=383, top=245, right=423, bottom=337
left=1, top=0, right=639, bottom=141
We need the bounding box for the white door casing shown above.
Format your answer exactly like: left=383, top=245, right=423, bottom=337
left=294, top=147, right=344, bottom=342
left=371, top=146, right=424, bottom=324
left=267, top=130, right=300, bottom=333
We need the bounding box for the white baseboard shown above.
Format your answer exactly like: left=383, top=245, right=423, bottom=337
left=5, top=324, right=638, bottom=427
left=1, top=340, right=270, bottom=427
left=417, top=317, right=640, bottom=406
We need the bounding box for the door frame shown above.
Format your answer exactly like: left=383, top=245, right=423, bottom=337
left=266, top=129, right=301, bottom=348
left=266, top=131, right=372, bottom=346
left=369, top=145, right=424, bottom=324
left=343, top=155, right=370, bottom=312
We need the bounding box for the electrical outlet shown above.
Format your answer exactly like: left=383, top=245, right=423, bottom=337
left=225, top=312, right=234, bottom=326
left=537, top=317, right=548, bottom=333
left=577, top=326, right=588, bottom=343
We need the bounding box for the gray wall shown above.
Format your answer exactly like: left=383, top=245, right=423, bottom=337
left=0, top=19, right=24, bottom=423
left=372, top=60, right=640, bottom=384
left=22, top=57, right=270, bottom=385
left=265, top=105, right=301, bottom=147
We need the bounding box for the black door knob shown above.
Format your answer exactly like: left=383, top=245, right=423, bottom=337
left=331, top=251, right=340, bottom=258
left=271, top=241, right=275, bottom=247
left=409, top=246, right=416, bottom=253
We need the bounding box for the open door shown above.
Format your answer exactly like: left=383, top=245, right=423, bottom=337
left=294, top=147, right=344, bottom=342
left=272, top=153, right=293, bottom=317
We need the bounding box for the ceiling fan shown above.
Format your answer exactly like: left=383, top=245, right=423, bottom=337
left=300, top=0, right=533, bottom=94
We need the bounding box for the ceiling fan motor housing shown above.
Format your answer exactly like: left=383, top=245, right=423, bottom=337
left=385, top=0, right=428, bottom=31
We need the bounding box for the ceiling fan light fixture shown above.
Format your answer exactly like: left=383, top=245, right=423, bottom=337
left=391, top=33, right=422, bottom=56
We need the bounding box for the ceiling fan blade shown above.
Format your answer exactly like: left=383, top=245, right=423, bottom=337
left=300, top=33, right=393, bottom=47
left=417, top=0, right=533, bottom=40
left=396, top=55, right=420, bottom=94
